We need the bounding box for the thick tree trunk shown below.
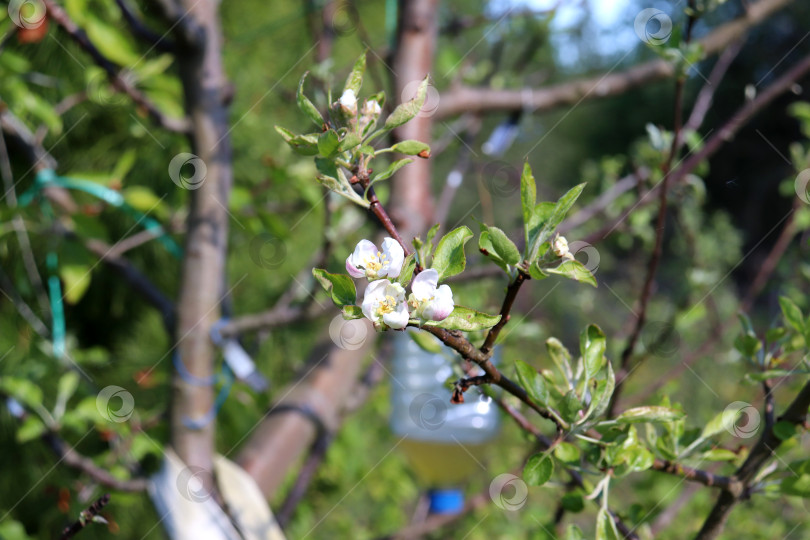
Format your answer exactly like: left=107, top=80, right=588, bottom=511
left=390, top=0, right=440, bottom=240
left=171, top=0, right=233, bottom=492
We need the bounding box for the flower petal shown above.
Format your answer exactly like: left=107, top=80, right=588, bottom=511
left=380, top=238, right=405, bottom=278
left=346, top=256, right=365, bottom=278
left=383, top=303, right=410, bottom=329
left=361, top=279, right=389, bottom=322
left=411, top=269, right=439, bottom=299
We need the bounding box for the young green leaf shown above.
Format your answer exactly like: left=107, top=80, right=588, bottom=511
left=542, top=259, right=597, bottom=287
left=343, top=52, right=366, bottom=95
left=423, top=306, right=501, bottom=331
left=523, top=452, right=554, bottom=486
left=432, top=226, right=473, bottom=280
left=370, top=158, right=412, bottom=185
left=483, top=225, right=521, bottom=266
left=560, top=390, right=583, bottom=423
left=297, top=72, right=324, bottom=128
left=779, top=296, right=805, bottom=334
left=342, top=305, right=363, bottom=319
left=275, top=126, right=319, bottom=155
left=580, top=324, right=606, bottom=379
left=527, top=183, right=585, bottom=262
left=596, top=508, right=621, bottom=540
left=384, top=76, right=429, bottom=130
left=312, top=269, right=356, bottom=306
left=521, top=161, right=536, bottom=245
left=397, top=253, right=416, bottom=286
left=318, top=129, right=341, bottom=157
left=391, top=140, right=431, bottom=156
left=616, top=406, right=684, bottom=424
left=479, top=230, right=509, bottom=272
left=338, top=132, right=362, bottom=152
left=515, top=360, right=549, bottom=406
left=546, top=337, right=574, bottom=382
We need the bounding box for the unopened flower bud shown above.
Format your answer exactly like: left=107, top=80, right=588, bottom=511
left=553, top=234, right=574, bottom=260
left=338, top=89, right=357, bottom=116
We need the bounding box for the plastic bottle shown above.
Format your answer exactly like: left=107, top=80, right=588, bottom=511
left=389, top=329, right=500, bottom=514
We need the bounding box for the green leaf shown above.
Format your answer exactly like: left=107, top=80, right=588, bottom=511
left=54, top=371, right=80, bottom=420
left=312, top=269, right=356, bottom=306
left=431, top=226, right=473, bottom=280
left=546, top=337, right=574, bottom=382
left=338, top=131, right=362, bottom=152
left=409, top=331, right=443, bottom=353
left=580, top=324, right=606, bottom=380
left=343, top=52, right=366, bottom=95
left=564, top=525, right=585, bottom=540
left=596, top=508, right=621, bottom=540
left=616, top=406, right=684, bottom=424
left=297, top=72, right=324, bottom=128
left=744, top=369, right=807, bottom=382
left=774, top=420, right=797, bottom=440
left=700, top=410, right=731, bottom=440
left=779, top=296, right=805, bottom=334
left=561, top=493, right=585, bottom=514
left=515, top=360, right=549, bottom=406
left=483, top=225, right=521, bottom=265
left=423, top=306, right=500, bottom=331
left=16, top=416, right=46, bottom=443
left=275, top=126, right=319, bottom=155
left=391, top=140, right=430, bottom=156
left=318, top=130, right=341, bottom=157
left=60, top=265, right=92, bottom=304
left=478, top=230, right=509, bottom=272
left=733, top=333, right=761, bottom=357
left=780, top=473, right=810, bottom=498
left=583, top=361, right=615, bottom=423
left=542, top=259, right=597, bottom=287
left=560, top=390, right=583, bottom=423
left=342, top=305, right=363, bottom=320
left=384, top=76, right=428, bottom=130
left=370, top=158, right=412, bottom=184
left=527, top=184, right=585, bottom=262
left=397, top=253, right=416, bottom=286
left=521, top=162, right=537, bottom=246
left=554, top=442, right=581, bottom=464
left=523, top=453, right=554, bottom=486
left=0, top=378, right=43, bottom=409
left=700, top=448, right=739, bottom=461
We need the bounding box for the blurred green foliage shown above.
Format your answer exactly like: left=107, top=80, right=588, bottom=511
left=2, top=0, right=810, bottom=539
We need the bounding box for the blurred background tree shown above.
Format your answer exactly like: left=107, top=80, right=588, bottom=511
left=1, top=0, right=810, bottom=539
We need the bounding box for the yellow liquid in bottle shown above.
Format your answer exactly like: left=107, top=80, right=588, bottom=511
left=400, top=439, right=491, bottom=487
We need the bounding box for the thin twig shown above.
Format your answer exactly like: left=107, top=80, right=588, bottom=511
left=43, top=0, right=190, bottom=133
left=695, top=380, right=810, bottom=539
left=59, top=493, right=111, bottom=540
left=114, top=0, right=176, bottom=52
left=609, top=6, right=698, bottom=417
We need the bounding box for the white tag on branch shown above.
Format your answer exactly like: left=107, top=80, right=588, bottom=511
left=223, top=340, right=268, bottom=392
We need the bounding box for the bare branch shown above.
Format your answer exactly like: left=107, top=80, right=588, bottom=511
left=435, top=0, right=794, bottom=118
left=45, top=433, right=148, bottom=492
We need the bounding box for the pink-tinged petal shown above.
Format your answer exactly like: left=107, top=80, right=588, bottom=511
left=380, top=238, right=405, bottom=278
left=383, top=304, right=410, bottom=329
left=411, top=269, right=439, bottom=299
left=430, top=285, right=455, bottom=320
left=361, top=279, right=389, bottom=322
left=351, top=239, right=379, bottom=265
left=346, top=256, right=365, bottom=278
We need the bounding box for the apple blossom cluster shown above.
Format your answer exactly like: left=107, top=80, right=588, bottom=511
left=346, top=238, right=454, bottom=330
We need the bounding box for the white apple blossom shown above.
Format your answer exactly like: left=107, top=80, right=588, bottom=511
left=361, top=99, right=381, bottom=117
left=552, top=233, right=575, bottom=261
left=408, top=269, right=454, bottom=321
left=362, top=279, right=409, bottom=329
left=346, top=238, right=404, bottom=280
left=338, top=89, right=357, bottom=115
